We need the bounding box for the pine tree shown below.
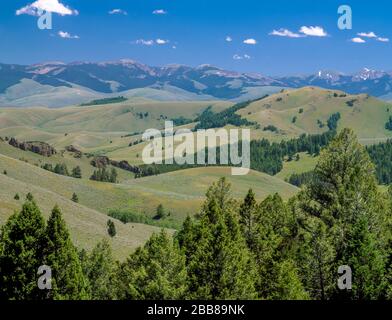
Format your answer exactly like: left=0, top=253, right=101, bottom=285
left=119, top=230, right=187, bottom=299
left=0, top=201, right=46, bottom=300
left=252, top=193, right=307, bottom=299
left=71, top=166, right=82, bottom=179
left=298, top=128, right=389, bottom=300
left=81, top=240, right=118, bottom=300
left=155, top=204, right=166, bottom=219
left=43, top=205, right=90, bottom=299
left=107, top=220, right=116, bottom=237
left=239, top=189, right=258, bottom=250
left=183, top=178, right=257, bottom=299
left=71, top=193, right=79, bottom=203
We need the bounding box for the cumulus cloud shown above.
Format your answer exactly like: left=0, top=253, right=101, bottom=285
left=377, top=37, right=389, bottom=42
left=58, top=31, right=79, bottom=39
left=299, top=26, right=328, bottom=37
left=243, top=38, right=257, bottom=45
left=233, top=54, right=251, bottom=60
left=350, top=37, right=366, bottom=43
left=357, top=32, right=377, bottom=38
left=16, top=0, right=78, bottom=16
left=269, top=28, right=303, bottom=38
left=226, top=36, right=233, bottom=42
left=156, top=39, right=169, bottom=45
left=109, top=9, right=127, bottom=15
left=152, top=9, right=167, bottom=15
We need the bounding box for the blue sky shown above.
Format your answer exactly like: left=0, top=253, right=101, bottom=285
left=0, top=0, right=391, bottom=75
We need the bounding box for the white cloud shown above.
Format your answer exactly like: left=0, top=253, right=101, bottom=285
left=109, top=9, right=127, bottom=15
left=350, top=37, right=366, bottom=43
left=226, top=36, right=233, bottom=42
left=377, top=37, right=390, bottom=42
left=16, top=0, right=78, bottom=16
left=58, top=31, right=79, bottom=39
left=357, top=32, right=377, bottom=38
left=152, top=9, right=167, bottom=15
left=156, top=39, right=169, bottom=45
left=269, top=28, right=303, bottom=38
left=233, top=54, right=251, bottom=60
left=243, top=38, right=257, bottom=45
left=299, top=26, right=328, bottom=37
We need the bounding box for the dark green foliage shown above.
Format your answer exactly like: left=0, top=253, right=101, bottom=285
left=90, top=167, right=117, bottom=183
left=385, top=116, right=392, bottom=131
left=71, top=192, right=79, bottom=203
left=366, top=140, right=392, bottom=184
left=171, top=116, right=193, bottom=126
left=178, top=178, right=258, bottom=299
left=71, top=166, right=82, bottom=179
left=3, top=170, right=7, bottom=175
left=297, top=129, right=389, bottom=300
left=155, top=204, right=166, bottom=220
left=81, top=240, right=118, bottom=300
left=26, top=192, right=34, bottom=201
left=54, top=163, right=69, bottom=176
left=0, top=201, right=46, bottom=300
left=80, top=96, right=127, bottom=106
left=14, top=193, right=20, bottom=200
left=107, top=220, right=116, bottom=238
left=43, top=206, right=90, bottom=299
left=299, top=108, right=304, bottom=114
left=263, top=125, right=278, bottom=132
left=327, top=112, right=341, bottom=130
left=292, top=116, right=297, bottom=123
left=194, top=99, right=261, bottom=130
left=118, top=230, right=188, bottom=299
left=346, top=99, right=356, bottom=107
left=288, top=171, right=314, bottom=187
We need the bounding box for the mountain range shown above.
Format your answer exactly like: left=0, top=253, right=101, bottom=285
left=1, top=60, right=392, bottom=107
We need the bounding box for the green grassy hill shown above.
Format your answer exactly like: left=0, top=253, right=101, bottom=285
left=237, top=87, right=392, bottom=143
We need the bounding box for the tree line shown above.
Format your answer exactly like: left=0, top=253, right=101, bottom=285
left=1, top=128, right=391, bottom=300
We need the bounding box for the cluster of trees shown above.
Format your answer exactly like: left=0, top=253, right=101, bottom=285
left=194, top=99, right=260, bottom=131
left=327, top=112, right=341, bottom=130
left=385, top=116, right=392, bottom=131
left=288, top=171, right=314, bottom=187
left=1, top=129, right=391, bottom=300
left=90, top=168, right=118, bottom=183
left=80, top=96, right=127, bottom=106
left=42, top=163, right=82, bottom=179
left=367, top=140, right=392, bottom=184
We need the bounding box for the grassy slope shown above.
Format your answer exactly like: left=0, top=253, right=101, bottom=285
left=0, top=144, right=298, bottom=220
left=237, top=87, right=392, bottom=143
left=0, top=170, right=165, bottom=261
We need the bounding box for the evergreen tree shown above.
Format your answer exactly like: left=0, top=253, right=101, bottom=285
left=81, top=240, right=118, bottom=300
left=107, top=220, right=116, bottom=237
left=118, top=230, right=187, bottom=299
left=155, top=204, right=166, bottom=219
left=71, top=193, right=79, bottom=203
left=26, top=192, right=34, bottom=201
left=239, top=189, right=258, bottom=250
left=14, top=193, right=20, bottom=200
left=298, top=128, right=388, bottom=300
left=253, top=193, right=307, bottom=299
left=43, top=205, right=90, bottom=300
left=0, top=201, right=46, bottom=300
left=71, top=166, right=82, bottom=179
left=182, top=178, right=257, bottom=299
